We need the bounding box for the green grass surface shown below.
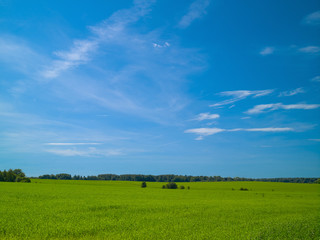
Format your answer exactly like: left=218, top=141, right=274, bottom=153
left=0, top=180, right=319, bottom=239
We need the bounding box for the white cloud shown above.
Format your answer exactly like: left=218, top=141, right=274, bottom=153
left=153, top=42, right=170, bottom=48
left=298, top=46, right=320, bottom=54
left=45, top=147, right=123, bottom=157
left=311, top=76, right=320, bottom=82
left=258, top=44, right=320, bottom=56
left=308, top=139, right=320, bottom=142
left=178, top=0, right=210, bottom=28
left=246, top=103, right=320, bottom=114
left=210, top=89, right=274, bottom=108
left=45, top=143, right=102, bottom=146
left=244, top=127, right=293, bottom=132
left=185, top=127, right=225, bottom=140
left=184, top=127, right=294, bottom=140
left=54, top=40, right=97, bottom=62
left=260, top=47, right=275, bottom=56
left=302, top=11, right=320, bottom=25
left=194, top=112, right=220, bottom=121
left=278, top=87, right=305, bottom=97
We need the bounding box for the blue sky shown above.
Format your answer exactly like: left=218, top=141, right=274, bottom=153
left=0, top=0, right=319, bottom=177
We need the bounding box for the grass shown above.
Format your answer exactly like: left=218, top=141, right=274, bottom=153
left=0, top=180, right=319, bottom=239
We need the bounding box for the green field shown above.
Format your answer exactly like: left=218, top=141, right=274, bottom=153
left=0, top=180, right=319, bottom=239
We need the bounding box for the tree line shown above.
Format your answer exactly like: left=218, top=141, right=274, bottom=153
left=38, top=173, right=320, bottom=183
left=0, top=169, right=31, bottom=182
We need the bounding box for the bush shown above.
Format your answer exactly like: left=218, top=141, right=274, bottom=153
left=240, top=187, right=248, bottom=191
left=162, top=185, right=166, bottom=189
left=166, top=182, right=178, bottom=189
left=180, top=185, right=185, bottom=189
left=187, top=186, right=190, bottom=190
left=141, top=182, right=147, bottom=188
left=20, top=178, right=31, bottom=183
left=16, top=177, right=31, bottom=183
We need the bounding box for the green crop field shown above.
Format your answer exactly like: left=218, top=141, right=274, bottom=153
left=0, top=180, right=319, bottom=240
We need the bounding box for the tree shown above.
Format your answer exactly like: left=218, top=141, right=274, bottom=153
left=0, top=169, right=30, bottom=183
left=13, top=169, right=25, bottom=177
left=6, top=169, right=16, bottom=182
left=141, top=182, right=147, bottom=188
left=55, top=173, right=72, bottom=180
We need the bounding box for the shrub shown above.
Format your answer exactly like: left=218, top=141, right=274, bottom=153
left=141, top=182, right=147, bottom=188
left=180, top=185, right=185, bottom=189
left=240, top=187, right=248, bottom=191
left=20, top=178, right=31, bottom=183
left=162, top=185, right=166, bottom=189
left=187, top=186, right=190, bottom=190
left=166, top=182, right=178, bottom=189
left=16, top=177, right=31, bottom=183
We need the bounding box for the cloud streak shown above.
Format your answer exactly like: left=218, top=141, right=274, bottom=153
left=278, top=88, right=305, bottom=97
left=246, top=103, right=320, bottom=114
left=298, top=46, right=320, bottom=54
left=45, top=147, right=123, bottom=157
left=45, top=143, right=102, bottom=146
left=210, top=89, right=274, bottom=108
left=178, top=0, right=210, bottom=28
left=185, top=127, right=294, bottom=140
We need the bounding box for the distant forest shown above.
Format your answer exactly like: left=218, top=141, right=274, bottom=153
left=38, top=173, right=320, bottom=184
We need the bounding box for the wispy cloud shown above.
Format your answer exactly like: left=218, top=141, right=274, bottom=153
left=41, top=1, right=155, bottom=79
left=45, top=147, right=122, bottom=157
left=259, top=45, right=320, bottom=56
left=244, top=127, right=293, bottom=132
left=260, top=47, right=275, bottom=56
left=308, top=139, right=320, bottom=142
left=0, top=36, right=47, bottom=76
left=42, top=40, right=98, bottom=78
left=311, top=76, right=320, bottom=82
left=21, top=0, right=204, bottom=124
left=298, top=46, right=320, bottom=54
left=44, top=143, right=102, bottom=146
left=184, top=127, right=294, bottom=140
left=210, top=89, right=274, bottom=108
left=184, top=127, right=225, bottom=140
left=278, top=87, right=305, bottom=97
left=193, top=112, right=220, bottom=121
left=178, top=0, right=210, bottom=29
left=246, top=103, right=320, bottom=114
left=302, top=11, right=320, bottom=26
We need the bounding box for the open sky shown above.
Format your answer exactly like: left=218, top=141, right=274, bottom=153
left=0, top=0, right=319, bottom=178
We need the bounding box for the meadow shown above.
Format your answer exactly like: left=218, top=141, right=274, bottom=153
left=0, top=180, right=319, bottom=239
